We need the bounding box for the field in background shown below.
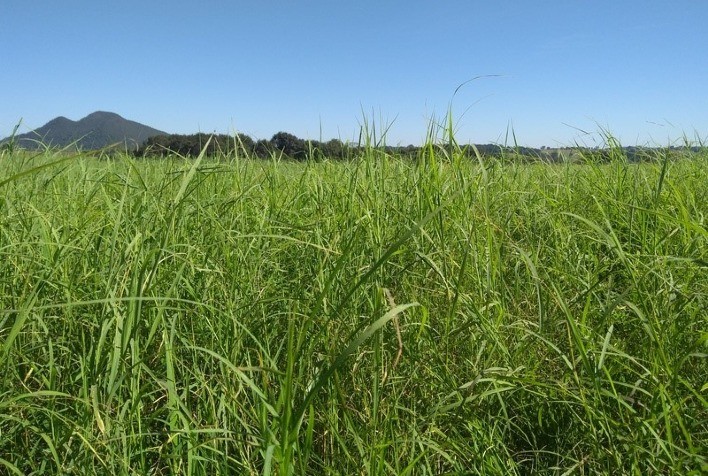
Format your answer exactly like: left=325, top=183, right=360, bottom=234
left=0, top=144, right=706, bottom=474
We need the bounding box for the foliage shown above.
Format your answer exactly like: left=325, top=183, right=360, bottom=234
left=136, top=132, right=353, bottom=161
left=0, top=142, right=706, bottom=474
left=137, top=132, right=254, bottom=158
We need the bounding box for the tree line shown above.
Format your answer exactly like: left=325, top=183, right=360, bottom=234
left=135, top=132, right=354, bottom=160
left=133, top=131, right=691, bottom=163
left=133, top=131, right=541, bottom=161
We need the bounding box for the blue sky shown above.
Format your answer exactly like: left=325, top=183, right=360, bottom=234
left=2, top=0, right=706, bottom=147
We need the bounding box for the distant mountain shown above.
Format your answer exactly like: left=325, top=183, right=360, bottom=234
left=2, top=111, right=168, bottom=150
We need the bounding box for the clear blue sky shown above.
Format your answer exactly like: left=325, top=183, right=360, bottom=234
left=2, top=0, right=706, bottom=147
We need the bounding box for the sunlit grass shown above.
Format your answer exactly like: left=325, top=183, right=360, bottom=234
left=0, top=142, right=706, bottom=474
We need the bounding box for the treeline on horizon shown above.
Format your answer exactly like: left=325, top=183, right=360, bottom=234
left=133, top=131, right=702, bottom=162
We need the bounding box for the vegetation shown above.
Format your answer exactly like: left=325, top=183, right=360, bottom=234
left=137, top=132, right=356, bottom=160
left=5, top=111, right=700, bottom=162
left=0, top=139, right=706, bottom=474
left=135, top=131, right=703, bottom=163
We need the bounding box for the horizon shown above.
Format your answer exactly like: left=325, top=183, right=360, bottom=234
left=5, top=109, right=703, bottom=151
left=2, top=1, right=707, bottom=148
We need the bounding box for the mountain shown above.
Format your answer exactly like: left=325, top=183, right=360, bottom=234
left=2, top=111, right=168, bottom=150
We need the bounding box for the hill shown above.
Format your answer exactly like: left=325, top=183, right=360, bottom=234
left=2, top=111, right=168, bottom=150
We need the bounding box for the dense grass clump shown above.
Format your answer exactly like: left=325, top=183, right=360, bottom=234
left=0, top=144, right=706, bottom=474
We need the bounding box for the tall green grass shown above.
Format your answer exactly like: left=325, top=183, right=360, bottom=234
left=0, top=142, right=705, bottom=474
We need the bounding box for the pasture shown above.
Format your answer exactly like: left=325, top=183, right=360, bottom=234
left=0, top=144, right=706, bottom=474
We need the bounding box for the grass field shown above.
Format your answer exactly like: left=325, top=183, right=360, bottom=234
left=0, top=143, right=706, bottom=474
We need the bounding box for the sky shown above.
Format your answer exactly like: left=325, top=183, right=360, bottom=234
left=1, top=0, right=707, bottom=148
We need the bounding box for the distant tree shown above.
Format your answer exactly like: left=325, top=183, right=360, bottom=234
left=136, top=132, right=258, bottom=158
left=322, top=139, right=345, bottom=159
left=235, top=133, right=255, bottom=155
left=400, top=144, right=418, bottom=159
left=270, top=132, right=307, bottom=160
left=254, top=139, right=271, bottom=158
